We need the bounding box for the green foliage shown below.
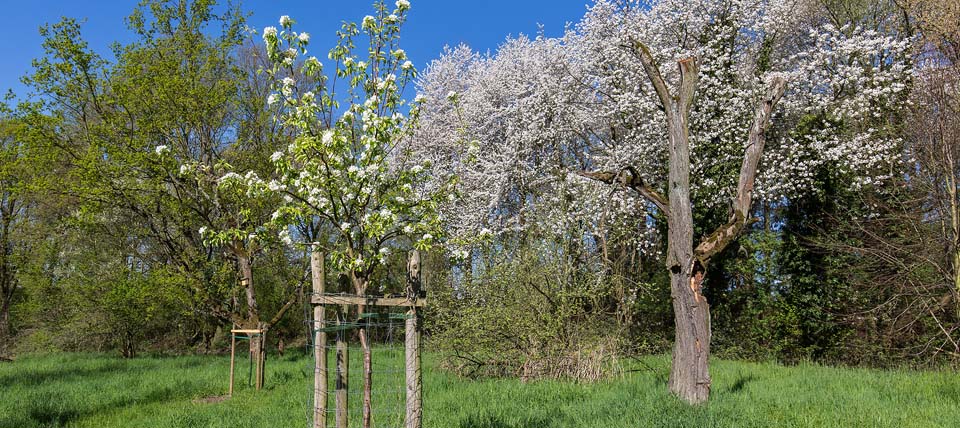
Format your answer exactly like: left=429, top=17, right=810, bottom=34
left=430, top=241, right=625, bottom=380
left=260, top=2, right=455, bottom=291
left=10, top=0, right=302, bottom=354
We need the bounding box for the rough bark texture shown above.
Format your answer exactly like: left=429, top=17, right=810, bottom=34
left=586, top=42, right=787, bottom=404
left=660, top=59, right=711, bottom=404
left=694, top=78, right=787, bottom=262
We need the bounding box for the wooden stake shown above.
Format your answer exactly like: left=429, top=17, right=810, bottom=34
left=229, top=330, right=236, bottom=397
left=405, top=250, right=423, bottom=428
left=258, top=324, right=266, bottom=390
left=335, top=308, right=349, bottom=428
left=312, top=250, right=327, bottom=428
left=360, top=326, right=372, bottom=428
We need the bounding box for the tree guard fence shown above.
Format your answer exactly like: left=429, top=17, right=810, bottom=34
left=307, top=249, right=424, bottom=428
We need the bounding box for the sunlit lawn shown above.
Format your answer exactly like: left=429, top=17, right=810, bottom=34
left=2, top=349, right=959, bottom=427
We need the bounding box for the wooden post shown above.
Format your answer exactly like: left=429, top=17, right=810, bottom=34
left=405, top=250, right=423, bottom=428
left=258, top=323, right=266, bottom=390
left=228, top=330, right=236, bottom=397
left=255, top=329, right=260, bottom=390
left=335, top=307, right=349, bottom=428
left=312, top=249, right=327, bottom=428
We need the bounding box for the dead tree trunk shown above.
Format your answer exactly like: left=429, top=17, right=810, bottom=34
left=667, top=260, right=710, bottom=403
left=582, top=42, right=786, bottom=404
left=655, top=56, right=711, bottom=404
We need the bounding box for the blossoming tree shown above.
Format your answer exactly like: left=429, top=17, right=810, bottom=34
left=415, top=0, right=911, bottom=404
left=260, top=1, right=452, bottom=425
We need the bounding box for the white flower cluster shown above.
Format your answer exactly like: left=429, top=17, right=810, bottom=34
left=412, top=0, right=911, bottom=256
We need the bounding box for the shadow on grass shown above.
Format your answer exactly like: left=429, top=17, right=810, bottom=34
left=459, top=414, right=557, bottom=428
left=727, top=373, right=756, bottom=394
left=8, top=384, right=189, bottom=428
left=0, top=357, right=203, bottom=388
left=2, top=357, right=211, bottom=428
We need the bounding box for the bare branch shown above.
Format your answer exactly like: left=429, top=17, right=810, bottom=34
left=577, top=168, right=669, bottom=214
left=677, top=58, right=699, bottom=116
left=694, top=76, right=787, bottom=262
left=634, top=41, right=674, bottom=111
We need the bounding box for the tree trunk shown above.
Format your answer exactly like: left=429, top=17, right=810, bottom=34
left=0, top=215, right=12, bottom=352
left=360, top=324, right=372, bottom=428
left=0, top=296, right=10, bottom=351
left=335, top=307, right=349, bottom=428
left=667, top=263, right=710, bottom=404
left=353, top=274, right=372, bottom=428
left=655, top=57, right=711, bottom=404
left=237, top=251, right=264, bottom=388
left=948, top=169, right=960, bottom=303
left=574, top=43, right=785, bottom=405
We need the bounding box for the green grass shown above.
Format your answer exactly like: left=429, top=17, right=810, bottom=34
left=2, top=349, right=959, bottom=427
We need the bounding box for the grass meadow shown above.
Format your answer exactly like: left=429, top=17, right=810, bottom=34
left=2, top=349, right=959, bottom=427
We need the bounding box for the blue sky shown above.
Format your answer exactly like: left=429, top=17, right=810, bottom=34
left=2, top=0, right=592, bottom=98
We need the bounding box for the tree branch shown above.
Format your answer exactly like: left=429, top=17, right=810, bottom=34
left=577, top=168, right=669, bottom=214
left=694, top=76, right=787, bottom=263
left=677, top=58, right=699, bottom=116
left=634, top=41, right=673, bottom=111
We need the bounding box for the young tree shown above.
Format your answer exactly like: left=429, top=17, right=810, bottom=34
left=260, top=1, right=451, bottom=424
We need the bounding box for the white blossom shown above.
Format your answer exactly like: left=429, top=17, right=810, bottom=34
left=410, top=0, right=910, bottom=252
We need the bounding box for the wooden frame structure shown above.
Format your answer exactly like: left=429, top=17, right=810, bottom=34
left=228, top=326, right=267, bottom=395
left=310, top=249, right=424, bottom=428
